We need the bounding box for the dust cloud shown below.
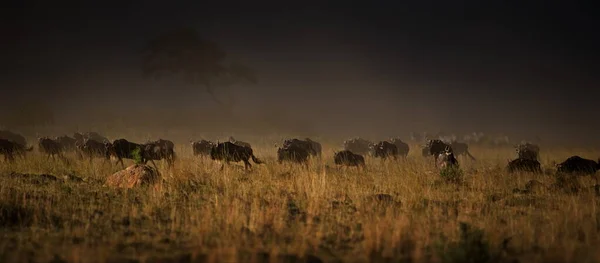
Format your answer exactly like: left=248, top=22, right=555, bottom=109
left=1, top=2, right=598, bottom=147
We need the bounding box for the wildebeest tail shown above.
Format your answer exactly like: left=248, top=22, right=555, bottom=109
left=251, top=154, right=264, bottom=164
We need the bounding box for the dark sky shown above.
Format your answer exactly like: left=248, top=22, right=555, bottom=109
left=1, top=1, right=599, bottom=143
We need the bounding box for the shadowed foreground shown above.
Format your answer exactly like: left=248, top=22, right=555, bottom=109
left=0, top=142, right=599, bottom=263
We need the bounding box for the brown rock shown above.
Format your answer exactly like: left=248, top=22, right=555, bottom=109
left=106, top=164, right=161, bottom=189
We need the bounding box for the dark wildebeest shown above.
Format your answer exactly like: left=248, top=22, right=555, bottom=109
left=74, top=132, right=110, bottom=144
left=424, top=139, right=452, bottom=163
left=343, top=137, right=374, bottom=156
left=77, top=139, right=110, bottom=162
left=334, top=150, right=365, bottom=169
left=229, top=136, right=252, bottom=148
left=436, top=146, right=459, bottom=169
left=449, top=141, right=476, bottom=160
left=55, top=135, right=77, bottom=152
left=372, top=141, right=399, bottom=160
left=515, top=142, right=540, bottom=161
left=108, top=139, right=146, bottom=167
left=282, top=138, right=321, bottom=157
left=211, top=141, right=263, bottom=170
left=306, top=138, right=322, bottom=157
left=38, top=137, right=65, bottom=160
left=146, top=139, right=176, bottom=165
left=143, top=140, right=176, bottom=167
left=0, top=139, right=33, bottom=162
left=389, top=137, right=410, bottom=158
left=277, top=145, right=310, bottom=167
left=507, top=158, right=542, bottom=174
left=192, top=140, right=215, bottom=157
left=0, top=130, right=27, bottom=148
left=556, top=156, right=599, bottom=175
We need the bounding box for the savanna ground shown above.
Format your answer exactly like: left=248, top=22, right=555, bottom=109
left=1, top=137, right=599, bottom=263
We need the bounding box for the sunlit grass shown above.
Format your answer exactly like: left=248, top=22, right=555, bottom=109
left=0, top=140, right=599, bottom=263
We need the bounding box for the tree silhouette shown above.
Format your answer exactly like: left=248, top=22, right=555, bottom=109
left=142, top=27, right=257, bottom=114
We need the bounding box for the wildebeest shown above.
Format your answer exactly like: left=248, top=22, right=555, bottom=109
left=516, top=142, right=540, bottom=161
left=306, top=138, right=322, bottom=157
left=38, top=137, right=65, bottom=160
left=282, top=138, right=321, bottom=157
left=55, top=135, right=77, bottom=152
left=372, top=141, right=399, bottom=160
left=343, top=137, right=373, bottom=156
left=76, top=139, right=110, bottom=162
left=74, top=132, right=110, bottom=144
left=449, top=141, right=476, bottom=160
left=210, top=141, right=263, bottom=170
left=556, top=156, right=599, bottom=175
left=146, top=139, right=176, bottom=165
left=334, top=150, right=365, bottom=168
left=191, top=140, right=215, bottom=157
left=389, top=137, right=409, bottom=158
left=424, top=139, right=452, bottom=163
left=229, top=136, right=252, bottom=148
left=143, top=139, right=176, bottom=167
left=507, top=158, right=542, bottom=173
left=0, top=130, right=27, bottom=147
left=109, top=139, right=145, bottom=167
left=277, top=145, right=310, bottom=167
left=0, top=139, right=33, bottom=162
left=436, top=146, right=459, bottom=169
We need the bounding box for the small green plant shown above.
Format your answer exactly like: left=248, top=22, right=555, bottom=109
left=131, top=147, right=144, bottom=164
left=439, top=166, right=464, bottom=184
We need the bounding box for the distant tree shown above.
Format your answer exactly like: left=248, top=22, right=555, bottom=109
left=142, top=27, right=257, bottom=115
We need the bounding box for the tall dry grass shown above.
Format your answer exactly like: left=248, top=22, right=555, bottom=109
left=0, top=141, right=599, bottom=263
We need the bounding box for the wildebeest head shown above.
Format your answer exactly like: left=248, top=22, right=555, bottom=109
left=436, top=146, right=458, bottom=169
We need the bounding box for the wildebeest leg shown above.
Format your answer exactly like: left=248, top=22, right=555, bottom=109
left=220, top=163, right=225, bottom=171
left=243, top=159, right=252, bottom=170
left=115, top=157, right=124, bottom=168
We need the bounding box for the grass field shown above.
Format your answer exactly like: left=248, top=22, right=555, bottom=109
left=1, top=139, right=599, bottom=263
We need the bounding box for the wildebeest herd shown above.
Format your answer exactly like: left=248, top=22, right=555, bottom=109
left=1, top=130, right=599, bottom=178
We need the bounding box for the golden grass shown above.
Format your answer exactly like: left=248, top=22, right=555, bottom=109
left=0, top=141, right=599, bottom=263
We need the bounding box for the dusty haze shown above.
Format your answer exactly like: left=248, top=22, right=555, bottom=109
left=1, top=1, right=598, bottom=146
